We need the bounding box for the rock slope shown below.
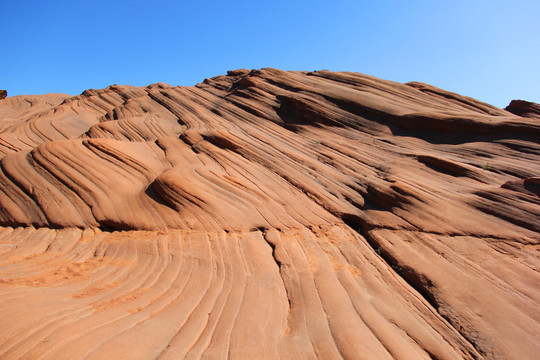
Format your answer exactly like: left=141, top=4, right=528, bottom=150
left=0, top=69, right=538, bottom=359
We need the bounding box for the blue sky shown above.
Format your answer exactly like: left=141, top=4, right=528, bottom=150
left=1, top=0, right=538, bottom=108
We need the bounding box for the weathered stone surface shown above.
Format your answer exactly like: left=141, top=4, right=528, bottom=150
left=505, top=99, right=540, bottom=118
left=0, top=69, right=538, bottom=359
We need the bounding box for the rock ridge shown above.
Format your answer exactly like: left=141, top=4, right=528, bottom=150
left=0, top=69, right=538, bottom=359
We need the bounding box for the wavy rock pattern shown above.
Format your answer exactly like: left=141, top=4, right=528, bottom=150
left=0, top=69, right=538, bottom=359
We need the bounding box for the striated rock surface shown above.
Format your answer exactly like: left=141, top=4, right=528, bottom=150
left=0, top=69, right=538, bottom=359
left=505, top=99, right=540, bottom=119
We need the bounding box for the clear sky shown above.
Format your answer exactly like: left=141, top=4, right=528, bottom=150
left=1, top=0, right=538, bottom=108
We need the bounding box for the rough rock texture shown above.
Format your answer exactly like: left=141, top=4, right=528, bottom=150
left=506, top=99, right=540, bottom=119
left=0, top=69, right=538, bottom=359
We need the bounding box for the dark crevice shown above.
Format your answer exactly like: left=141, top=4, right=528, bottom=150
left=265, top=238, right=283, bottom=268
left=320, top=92, right=539, bottom=145
left=260, top=229, right=284, bottom=269
left=201, top=133, right=240, bottom=152
left=251, top=226, right=268, bottom=233
left=144, top=183, right=173, bottom=208
left=416, top=155, right=473, bottom=178
left=341, top=214, right=440, bottom=310
left=260, top=230, right=293, bottom=329
left=96, top=220, right=137, bottom=232
left=97, top=223, right=117, bottom=232
left=495, top=139, right=540, bottom=155
left=275, top=95, right=344, bottom=128
left=341, top=214, right=489, bottom=358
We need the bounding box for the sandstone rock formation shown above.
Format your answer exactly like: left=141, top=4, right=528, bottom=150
left=0, top=69, right=538, bottom=359
left=506, top=99, right=540, bottom=119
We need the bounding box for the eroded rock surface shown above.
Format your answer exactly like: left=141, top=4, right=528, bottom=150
left=506, top=99, right=540, bottom=119
left=0, top=69, right=538, bottom=359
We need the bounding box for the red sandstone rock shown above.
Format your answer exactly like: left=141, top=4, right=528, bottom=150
left=505, top=99, right=540, bottom=118
left=0, top=69, right=538, bottom=359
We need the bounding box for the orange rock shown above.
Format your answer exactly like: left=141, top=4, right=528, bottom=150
left=0, top=69, right=538, bottom=359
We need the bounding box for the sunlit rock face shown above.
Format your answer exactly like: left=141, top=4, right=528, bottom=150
left=0, top=69, right=538, bottom=359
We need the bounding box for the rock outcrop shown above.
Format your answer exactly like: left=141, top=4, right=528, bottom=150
left=505, top=99, right=540, bottom=118
left=0, top=69, right=538, bottom=359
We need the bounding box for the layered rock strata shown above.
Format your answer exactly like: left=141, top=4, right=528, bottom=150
left=0, top=69, right=538, bottom=359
